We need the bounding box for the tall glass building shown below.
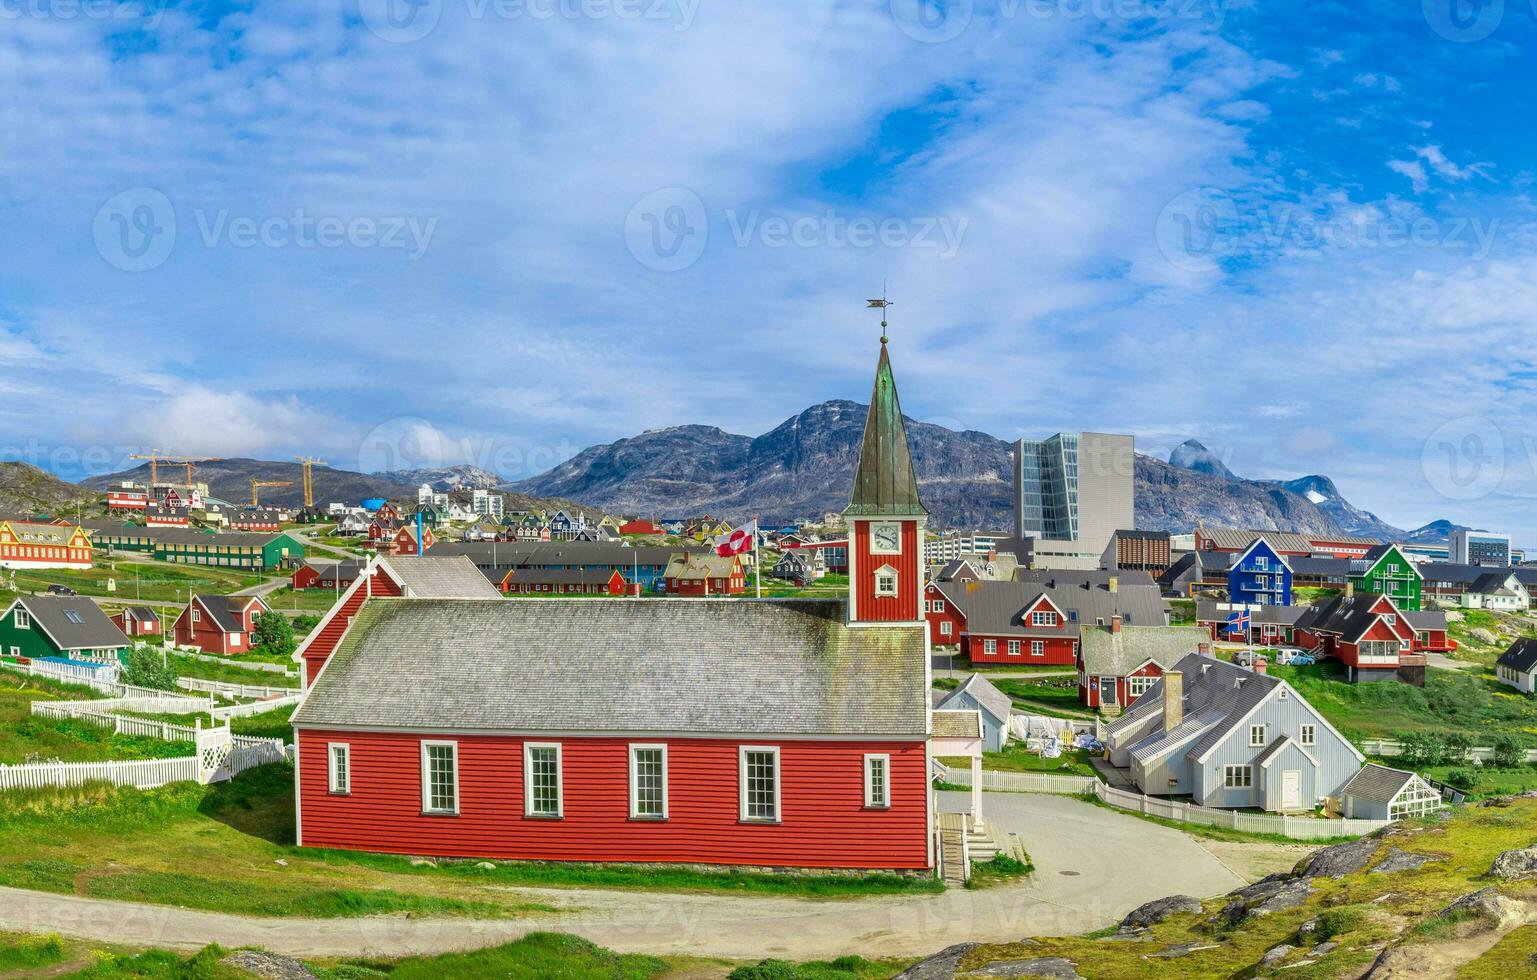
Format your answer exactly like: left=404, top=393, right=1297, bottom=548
left=1012, top=432, right=1134, bottom=562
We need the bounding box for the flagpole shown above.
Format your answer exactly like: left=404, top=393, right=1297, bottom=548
left=754, top=516, right=761, bottom=599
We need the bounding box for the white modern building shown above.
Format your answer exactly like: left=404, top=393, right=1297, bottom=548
left=1450, top=529, right=1511, bottom=566
left=1012, top=431, right=1134, bottom=567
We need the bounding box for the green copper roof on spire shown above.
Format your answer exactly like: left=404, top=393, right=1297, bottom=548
left=845, top=338, right=927, bottom=517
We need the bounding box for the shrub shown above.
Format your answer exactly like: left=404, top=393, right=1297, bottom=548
left=120, top=646, right=176, bottom=691
left=251, top=611, right=296, bottom=658
left=1314, top=906, right=1367, bottom=942
left=1445, top=768, right=1476, bottom=789
left=1490, top=733, right=1524, bottom=769
left=1399, top=731, right=1447, bottom=767
left=1443, top=732, right=1474, bottom=764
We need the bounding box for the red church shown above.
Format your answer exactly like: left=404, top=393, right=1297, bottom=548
left=291, top=338, right=939, bottom=873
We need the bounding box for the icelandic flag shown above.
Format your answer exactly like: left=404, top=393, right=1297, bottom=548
left=1225, top=609, right=1251, bottom=634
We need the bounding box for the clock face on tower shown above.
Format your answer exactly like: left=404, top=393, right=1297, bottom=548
left=870, top=522, right=902, bottom=555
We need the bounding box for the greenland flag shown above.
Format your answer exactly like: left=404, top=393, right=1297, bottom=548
left=713, top=521, right=758, bottom=557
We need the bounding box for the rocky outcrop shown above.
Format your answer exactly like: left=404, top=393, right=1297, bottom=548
left=1118, top=895, right=1202, bottom=930
left=1216, top=873, right=1314, bottom=926
left=893, top=944, right=981, bottom=980
left=1489, top=846, right=1537, bottom=881
left=892, top=946, right=1084, bottom=979
left=1298, top=838, right=1381, bottom=879
left=1437, top=887, right=1525, bottom=930
left=1371, top=847, right=1434, bottom=875
left=220, top=951, right=317, bottom=979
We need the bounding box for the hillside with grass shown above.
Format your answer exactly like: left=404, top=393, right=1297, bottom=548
left=0, top=461, right=94, bottom=518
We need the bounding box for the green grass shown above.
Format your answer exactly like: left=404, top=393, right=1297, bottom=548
left=0, top=765, right=940, bottom=920
left=1415, top=761, right=1537, bottom=798
left=263, top=585, right=349, bottom=614
left=1268, top=661, right=1537, bottom=747
left=167, top=652, right=299, bottom=688
left=1168, top=598, right=1195, bottom=625
left=987, top=677, right=1092, bottom=718
left=336, top=933, right=666, bottom=980
left=725, top=953, right=908, bottom=979
left=0, top=673, right=194, bottom=764
left=967, top=851, right=1033, bottom=889
left=1459, top=925, right=1537, bottom=978
left=0, top=932, right=65, bottom=972
left=12, top=559, right=262, bottom=604
left=940, top=745, right=1097, bottom=777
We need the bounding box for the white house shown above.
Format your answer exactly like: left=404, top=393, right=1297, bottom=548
left=1496, top=638, right=1537, bottom=695
left=1462, top=571, right=1531, bottom=612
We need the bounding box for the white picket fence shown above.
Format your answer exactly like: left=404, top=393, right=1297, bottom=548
left=230, top=736, right=289, bottom=776
left=0, top=658, right=122, bottom=694
left=1360, top=738, right=1537, bottom=765
left=210, top=692, right=304, bottom=721
left=31, top=702, right=202, bottom=742
left=171, top=649, right=299, bottom=678
left=177, top=677, right=297, bottom=699
left=0, top=756, right=198, bottom=791
left=941, top=767, right=1393, bottom=840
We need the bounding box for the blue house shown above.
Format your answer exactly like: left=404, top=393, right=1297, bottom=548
left=1227, top=536, right=1293, bottom=607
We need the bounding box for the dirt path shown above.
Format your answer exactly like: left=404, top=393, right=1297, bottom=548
left=0, top=792, right=1285, bottom=962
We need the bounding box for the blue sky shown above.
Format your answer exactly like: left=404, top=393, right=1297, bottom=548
left=3, top=0, right=1537, bottom=540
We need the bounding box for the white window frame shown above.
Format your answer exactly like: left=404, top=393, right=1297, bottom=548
left=328, top=742, right=351, bottom=795
left=873, top=565, right=899, bottom=598
left=1031, top=610, right=1057, bottom=627
left=12, top=608, right=28, bottom=629
left=931, top=599, right=945, bottom=614
left=628, top=743, right=668, bottom=820
left=739, top=745, right=781, bottom=823
left=982, top=639, right=997, bottom=655
left=1007, top=639, right=1021, bottom=657
left=1127, top=675, right=1157, bottom=699
left=1223, top=764, right=1253, bottom=789
left=1030, top=640, right=1044, bottom=657
left=523, top=742, right=564, bottom=818
left=863, top=753, right=891, bottom=809
left=1300, top=724, right=1316, bottom=747
left=420, top=740, right=459, bottom=815
left=940, top=621, right=953, bottom=637
left=1249, top=724, right=1266, bottom=747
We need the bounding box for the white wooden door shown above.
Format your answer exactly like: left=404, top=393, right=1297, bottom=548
left=1281, top=770, right=1301, bottom=810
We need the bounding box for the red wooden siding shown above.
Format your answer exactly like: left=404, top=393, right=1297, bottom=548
left=1079, top=662, right=1163, bottom=708
left=924, top=584, right=966, bottom=645
left=967, top=633, right=1076, bottom=666
left=301, top=571, right=403, bottom=685
left=297, top=731, right=930, bottom=870
left=852, top=521, right=919, bottom=623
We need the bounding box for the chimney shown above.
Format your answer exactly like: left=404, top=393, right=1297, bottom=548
left=1111, top=614, right=1123, bottom=634
left=1162, top=671, right=1184, bottom=732
left=1198, top=642, right=1212, bottom=657
left=1108, top=575, right=1119, bottom=593
left=1345, top=581, right=1354, bottom=599
left=1253, top=656, right=1268, bottom=675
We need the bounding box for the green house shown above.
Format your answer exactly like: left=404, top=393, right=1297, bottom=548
left=151, top=529, right=305, bottom=571
left=1349, top=543, right=1423, bottom=611
left=0, top=596, right=130, bottom=664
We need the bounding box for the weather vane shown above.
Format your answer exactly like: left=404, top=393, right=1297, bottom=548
left=866, top=284, right=892, bottom=343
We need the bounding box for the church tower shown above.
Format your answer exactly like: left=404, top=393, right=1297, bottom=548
left=844, top=334, right=928, bottom=625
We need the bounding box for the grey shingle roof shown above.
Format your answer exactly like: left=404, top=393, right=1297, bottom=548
left=1339, top=763, right=1417, bottom=805
left=1200, top=528, right=1315, bottom=553
left=295, top=598, right=929, bottom=737
left=1294, top=592, right=1401, bottom=643
left=936, top=674, right=1012, bottom=723
left=192, top=595, right=264, bottom=634
left=11, top=597, right=129, bottom=651
left=1111, top=653, right=1283, bottom=767
left=936, top=577, right=1169, bottom=636
left=1078, top=625, right=1208, bottom=677
left=1402, top=610, right=1447, bottom=632
left=381, top=556, right=504, bottom=599
left=931, top=709, right=981, bottom=739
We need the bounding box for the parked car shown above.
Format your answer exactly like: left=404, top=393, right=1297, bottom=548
left=45, top=584, right=77, bottom=596
left=1274, top=646, right=1309, bottom=665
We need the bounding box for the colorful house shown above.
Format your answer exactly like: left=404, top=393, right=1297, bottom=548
left=1227, top=536, right=1293, bottom=607
left=288, top=338, right=935, bottom=873
left=111, top=606, right=161, bottom=639
left=0, top=521, right=93, bottom=571
left=292, top=559, right=368, bottom=591
left=1293, top=592, right=1426, bottom=684
left=172, top=594, right=273, bottom=655
left=152, top=529, right=303, bottom=571
left=1076, top=624, right=1206, bottom=711
left=493, top=568, right=630, bottom=596
left=1348, top=544, right=1423, bottom=611
left=663, top=552, right=745, bottom=596
left=0, top=596, right=130, bottom=664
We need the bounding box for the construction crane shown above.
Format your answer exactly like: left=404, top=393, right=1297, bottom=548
left=250, top=480, right=292, bottom=508
left=128, top=452, right=222, bottom=489
left=296, top=457, right=327, bottom=509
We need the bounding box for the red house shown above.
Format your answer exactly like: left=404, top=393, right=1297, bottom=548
left=292, top=559, right=367, bottom=591
left=494, top=568, right=631, bottom=596
left=618, top=519, right=661, bottom=536
left=229, top=509, right=282, bottom=532
left=105, top=488, right=148, bottom=511
left=145, top=507, right=190, bottom=527
left=172, top=594, right=272, bottom=655
left=663, top=552, right=745, bottom=596
left=1075, top=623, right=1206, bottom=709
left=290, top=338, right=937, bottom=874
left=373, top=503, right=402, bottom=522
left=1293, top=592, right=1427, bottom=685
left=924, top=580, right=968, bottom=646
left=293, top=555, right=504, bottom=686
left=390, top=524, right=434, bottom=556
left=111, top=606, right=161, bottom=638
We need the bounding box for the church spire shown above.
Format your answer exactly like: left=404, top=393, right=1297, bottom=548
left=845, top=332, right=926, bottom=518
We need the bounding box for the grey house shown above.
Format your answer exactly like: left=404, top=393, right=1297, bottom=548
left=932, top=674, right=1012, bottom=752
left=1105, top=653, right=1363, bottom=812
left=1339, top=764, right=1443, bottom=821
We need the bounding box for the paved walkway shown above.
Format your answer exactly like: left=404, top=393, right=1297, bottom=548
left=0, top=792, right=1250, bottom=961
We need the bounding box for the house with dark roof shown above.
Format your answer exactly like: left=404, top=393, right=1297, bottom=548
left=1496, top=638, right=1537, bottom=695
left=1105, top=653, right=1363, bottom=812
left=1349, top=544, right=1423, bottom=611
left=1077, top=623, right=1207, bottom=710
left=1459, top=570, right=1531, bottom=612
left=290, top=337, right=940, bottom=873
left=292, top=559, right=368, bottom=591
left=1293, top=592, right=1426, bottom=685
left=771, top=548, right=825, bottom=586
left=933, top=674, right=1012, bottom=751
left=490, top=567, right=629, bottom=596
left=1339, top=763, right=1443, bottom=821
left=1157, top=551, right=1204, bottom=597
left=924, top=573, right=1170, bottom=666
left=110, top=605, right=161, bottom=639
left=1195, top=601, right=1309, bottom=645
left=0, top=596, right=130, bottom=664
left=172, top=594, right=273, bottom=656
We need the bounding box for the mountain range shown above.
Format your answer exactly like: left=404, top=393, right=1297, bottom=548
left=510, top=403, right=1461, bottom=540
